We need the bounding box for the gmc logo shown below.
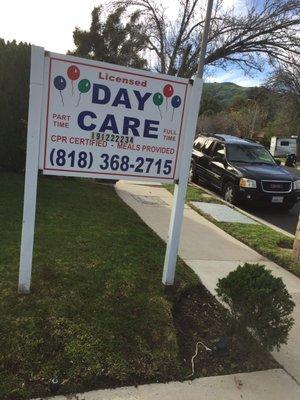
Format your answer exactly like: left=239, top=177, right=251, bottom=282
left=270, top=184, right=283, bottom=189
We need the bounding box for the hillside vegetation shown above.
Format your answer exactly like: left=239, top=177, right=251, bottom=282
left=203, top=82, right=250, bottom=106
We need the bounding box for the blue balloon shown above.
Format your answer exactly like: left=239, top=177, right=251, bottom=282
left=54, top=75, right=66, bottom=91
left=171, top=95, right=181, bottom=109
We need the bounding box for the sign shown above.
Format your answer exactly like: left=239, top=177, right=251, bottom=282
left=19, top=0, right=212, bottom=293
left=18, top=46, right=204, bottom=294
left=40, top=54, right=189, bottom=182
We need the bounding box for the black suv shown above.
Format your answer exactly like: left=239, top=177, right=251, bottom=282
left=190, top=134, right=300, bottom=210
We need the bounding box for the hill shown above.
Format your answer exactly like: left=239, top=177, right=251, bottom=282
left=203, top=82, right=251, bottom=106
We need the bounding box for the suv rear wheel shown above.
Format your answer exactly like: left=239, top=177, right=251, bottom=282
left=223, top=182, right=238, bottom=205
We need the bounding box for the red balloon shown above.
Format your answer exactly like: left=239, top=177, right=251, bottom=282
left=163, top=84, right=174, bottom=98
left=67, top=65, right=80, bottom=81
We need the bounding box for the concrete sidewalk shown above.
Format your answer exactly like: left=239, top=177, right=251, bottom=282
left=116, top=181, right=300, bottom=385
left=37, top=369, right=300, bottom=400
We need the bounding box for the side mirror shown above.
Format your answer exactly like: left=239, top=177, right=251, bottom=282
left=275, top=159, right=281, bottom=166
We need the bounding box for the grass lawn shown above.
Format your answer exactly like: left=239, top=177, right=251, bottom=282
left=169, top=184, right=300, bottom=278
left=164, top=184, right=222, bottom=204
left=0, top=173, right=276, bottom=399
left=214, top=223, right=299, bottom=276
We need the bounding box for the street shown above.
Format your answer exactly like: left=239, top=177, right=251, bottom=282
left=248, top=167, right=300, bottom=235
left=245, top=202, right=299, bottom=235
left=194, top=166, right=300, bottom=236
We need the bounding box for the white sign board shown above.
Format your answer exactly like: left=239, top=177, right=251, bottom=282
left=39, top=54, right=189, bottom=182
left=19, top=46, right=203, bottom=294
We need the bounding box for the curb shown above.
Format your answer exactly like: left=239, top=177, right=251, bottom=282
left=190, top=183, right=295, bottom=239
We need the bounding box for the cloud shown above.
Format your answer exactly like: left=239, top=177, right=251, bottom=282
left=222, top=0, right=236, bottom=9
left=221, top=0, right=249, bottom=16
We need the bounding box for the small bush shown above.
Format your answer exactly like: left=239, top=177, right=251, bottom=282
left=216, top=263, right=295, bottom=351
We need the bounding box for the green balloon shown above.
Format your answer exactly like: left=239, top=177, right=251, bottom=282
left=78, top=79, right=91, bottom=93
left=153, top=92, right=163, bottom=106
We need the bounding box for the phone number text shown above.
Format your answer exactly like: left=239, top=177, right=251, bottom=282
left=49, top=148, right=173, bottom=176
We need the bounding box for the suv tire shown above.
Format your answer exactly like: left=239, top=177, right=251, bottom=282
left=223, top=182, right=238, bottom=205
left=280, top=202, right=295, bottom=211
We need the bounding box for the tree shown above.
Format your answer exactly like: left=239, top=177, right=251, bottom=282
left=114, top=0, right=300, bottom=77
left=198, top=111, right=235, bottom=134
left=248, top=86, right=280, bottom=122
left=267, top=64, right=300, bottom=101
left=265, top=64, right=300, bottom=138
left=289, top=66, right=300, bottom=244
left=69, top=6, right=148, bottom=69
left=199, top=93, right=223, bottom=115
left=198, top=84, right=275, bottom=138
left=0, top=39, right=30, bottom=172
left=229, top=95, right=248, bottom=110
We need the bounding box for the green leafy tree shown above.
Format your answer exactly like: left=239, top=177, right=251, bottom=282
left=199, top=94, right=223, bottom=116
left=69, top=6, right=148, bottom=69
left=265, top=65, right=300, bottom=138
left=0, top=39, right=30, bottom=172
left=264, top=109, right=299, bottom=139
left=228, top=95, right=249, bottom=110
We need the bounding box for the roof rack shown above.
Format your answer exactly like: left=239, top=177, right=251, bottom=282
left=214, top=134, right=226, bottom=141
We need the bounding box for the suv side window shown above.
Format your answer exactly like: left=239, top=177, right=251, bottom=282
left=193, top=137, right=206, bottom=151
left=202, top=139, right=215, bottom=156
left=212, top=142, right=226, bottom=158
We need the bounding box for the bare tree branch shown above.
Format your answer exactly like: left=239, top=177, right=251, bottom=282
left=114, top=0, right=300, bottom=77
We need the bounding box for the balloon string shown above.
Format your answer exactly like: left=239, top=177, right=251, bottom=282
left=71, top=81, right=74, bottom=96
left=76, top=93, right=81, bottom=107
left=166, top=98, right=168, bottom=112
left=172, top=107, right=175, bottom=121
left=60, top=91, right=64, bottom=107
left=158, top=106, right=162, bottom=120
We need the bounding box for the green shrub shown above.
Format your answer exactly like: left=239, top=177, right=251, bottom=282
left=216, top=263, right=295, bottom=351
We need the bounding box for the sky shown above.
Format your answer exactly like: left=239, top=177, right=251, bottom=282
left=0, top=0, right=268, bottom=87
